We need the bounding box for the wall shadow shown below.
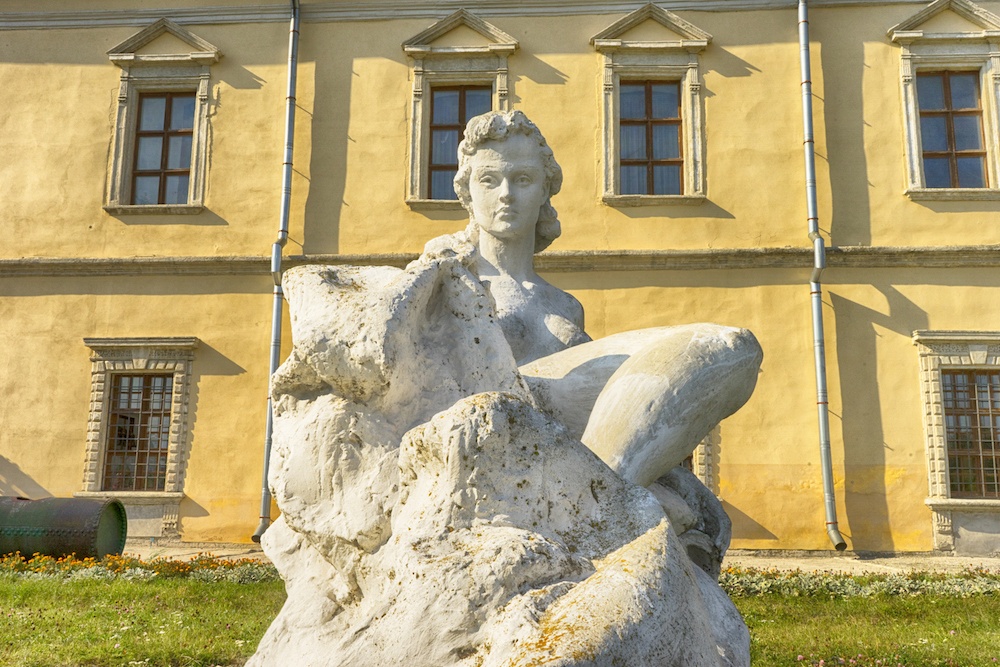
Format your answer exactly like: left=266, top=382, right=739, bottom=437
left=613, top=200, right=735, bottom=220
left=830, top=285, right=927, bottom=551
left=816, top=18, right=873, bottom=246
left=0, top=456, right=51, bottom=498
left=509, top=53, right=568, bottom=88
left=196, top=343, right=247, bottom=377
left=723, top=500, right=778, bottom=541
left=299, top=22, right=354, bottom=255
left=111, top=209, right=229, bottom=227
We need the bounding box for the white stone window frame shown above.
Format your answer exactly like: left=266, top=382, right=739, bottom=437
left=890, top=0, right=1000, bottom=201
left=402, top=10, right=517, bottom=210
left=913, top=330, right=1000, bottom=551
left=592, top=6, right=710, bottom=207
left=76, top=337, right=198, bottom=539
left=104, top=19, right=220, bottom=215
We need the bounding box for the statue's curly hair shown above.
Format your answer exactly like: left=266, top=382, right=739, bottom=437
left=454, top=110, right=563, bottom=253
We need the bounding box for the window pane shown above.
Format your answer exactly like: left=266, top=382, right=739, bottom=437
left=916, top=74, right=945, bottom=110
left=133, top=176, right=160, bottom=204
left=923, top=157, right=952, bottom=188
left=170, top=95, right=195, bottom=130
left=139, top=96, right=166, bottom=130
left=651, top=83, right=679, bottom=119
left=164, top=175, right=189, bottom=204
left=957, top=157, right=986, bottom=188
left=432, top=90, right=459, bottom=125
left=620, top=125, right=647, bottom=160
left=136, top=136, right=163, bottom=170
left=620, top=85, right=646, bottom=119
left=652, top=124, right=680, bottom=159
left=621, top=165, right=647, bottom=195
left=167, top=135, right=192, bottom=169
left=953, top=115, right=983, bottom=151
left=653, top=165, right=682, bottom=195
left=431, top=129, right=459, bottom=165
left=430, top=170, right=457, bottom=200
left=919, top=116, right=948, bottom=152
left=950, top=73, right=980, bottom=110
left=465, top=89, right=491, bottom=120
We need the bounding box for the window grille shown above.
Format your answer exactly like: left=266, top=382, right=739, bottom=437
left=102, top=374, right=173, bottom=492
left=942, top=369, right=1000, bottom=498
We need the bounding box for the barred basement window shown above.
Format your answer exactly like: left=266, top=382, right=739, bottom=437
left=102, top=374, right=173, bottom=492
left=79, top=337, right=197, bottom=539
left=941, top=369, right=1000, bottom=499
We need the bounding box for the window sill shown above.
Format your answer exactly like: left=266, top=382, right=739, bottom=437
left=75, top=491, right=184, bottom=505
left=905, top=188, right=1000, bottom=201
left=405, top=199, right=466, bottom=212
left=926, top=497, right=1000, bottom=512
left=603, top=194, right=707, bottom=207
left=104, top=204, right=205, bottom=216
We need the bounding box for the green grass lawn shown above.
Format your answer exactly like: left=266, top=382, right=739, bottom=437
left=737, top=595, right=1000, bottom=666
left=2, top=563, right=999, bottom=666
left=0, top=578, right=285, bottom=667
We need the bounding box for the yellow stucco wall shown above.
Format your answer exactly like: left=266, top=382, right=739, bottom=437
left=3, top=1, right=1000, bottom=549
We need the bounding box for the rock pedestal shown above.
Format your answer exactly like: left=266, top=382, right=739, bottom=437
left=249, top=240, right=759, bottom=667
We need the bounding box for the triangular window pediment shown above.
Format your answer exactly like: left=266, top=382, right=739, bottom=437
left=888, top=0, right=1000, bottom=41
left=108, top=18, right=221, bottom=66
left=591, top=3, right=711, bottom=51
left=402, top=9, right=517, bottom=56
left=617, top=18, right=688, bottom=43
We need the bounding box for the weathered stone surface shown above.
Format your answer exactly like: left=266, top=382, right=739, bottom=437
left=255, top=392, right=747, bottom=666
left=252, top=111, right=759, bottom=667
left=520, top=324, right=763, bottom=486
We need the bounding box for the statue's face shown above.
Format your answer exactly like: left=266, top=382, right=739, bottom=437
left=468, top=133, right=547, bottom=243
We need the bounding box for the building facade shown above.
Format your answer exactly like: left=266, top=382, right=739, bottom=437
left=3, top=0, right=1000, bottom=554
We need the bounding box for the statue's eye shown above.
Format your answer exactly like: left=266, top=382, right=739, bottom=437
left=516, top=175, right=533, bottom=185
left=479, top=174, right=498, bottom=187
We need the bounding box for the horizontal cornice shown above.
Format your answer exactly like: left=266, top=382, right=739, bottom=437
left=0, top=0, right=931, bottom=30
left=2, top=245, right=1000, bottom=277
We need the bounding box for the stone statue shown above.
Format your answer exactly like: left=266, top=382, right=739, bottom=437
left=249, top=111, right=762, bottom=667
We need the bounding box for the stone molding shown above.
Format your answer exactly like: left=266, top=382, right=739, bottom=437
left=889, top=0, right=1000, bottom=195
left=402, top=10, right=517, bottom=203
left=8, top=245, right=1000, bottom=276
left=912, top=330, right=1000, bottom=551
left=592, top=5, right=711, bottom=202
left=79, top=337, right=199, bottom=539
left=694, top=425, right=719, bottom=493
left=0, top=0, right=947, bottom=31
left=105, top=19, right=221, bottom=213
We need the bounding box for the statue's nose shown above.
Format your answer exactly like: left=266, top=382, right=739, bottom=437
left=498, top=178, right=513, bottom=203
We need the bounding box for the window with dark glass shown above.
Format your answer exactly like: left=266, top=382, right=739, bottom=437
left=620, top=81, right=682, bottom=196
left=428, top=86, right=492, bottom=200
left=132, top=92, right=196, bottom=205
left=917, top=72, right=987, bottom=188
left=102, top=374, right=173, bottom=492
left=941, top=369, right=1000, bottom=499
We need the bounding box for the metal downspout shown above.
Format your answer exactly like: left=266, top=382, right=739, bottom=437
left=798, top=0, right=847, bottom=551
left=253, top=0, right=300, bottom=542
